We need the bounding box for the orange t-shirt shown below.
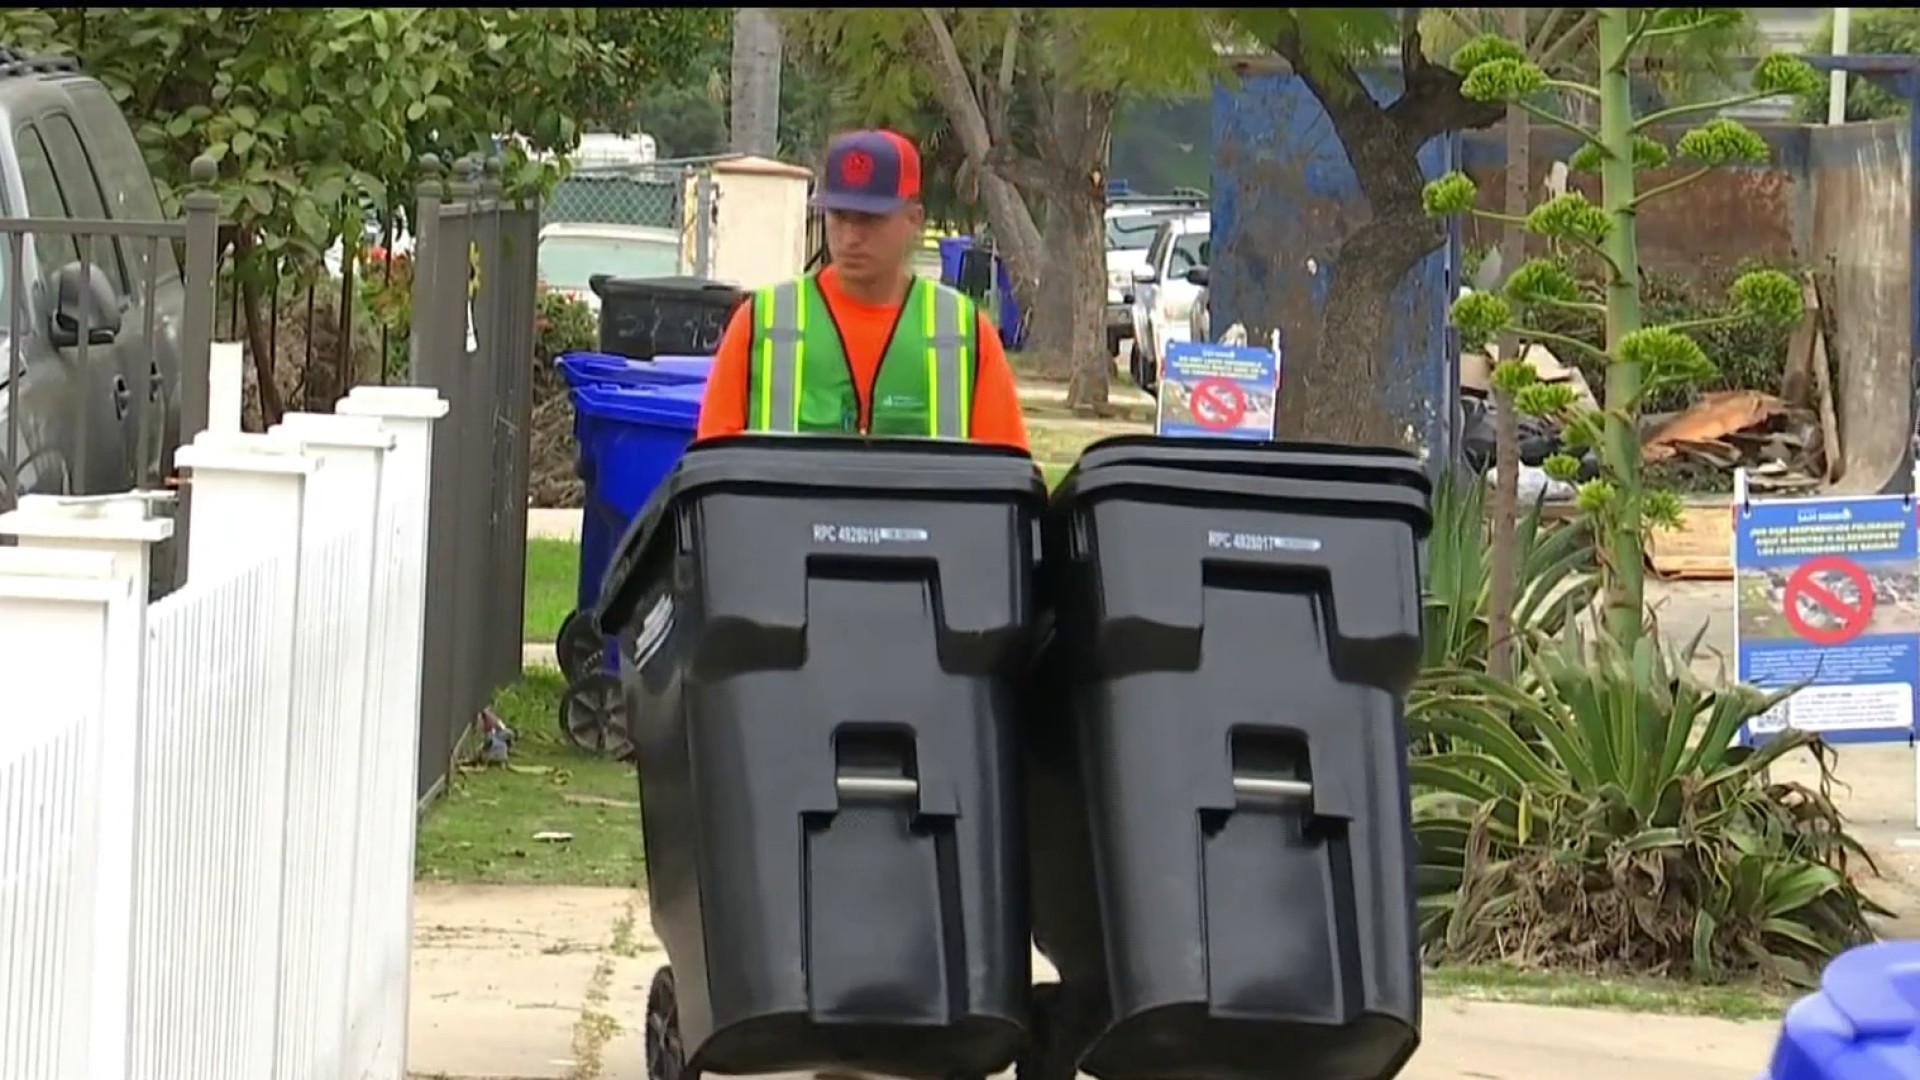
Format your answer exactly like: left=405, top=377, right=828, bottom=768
left=695, top=268, right=1029, bottom=451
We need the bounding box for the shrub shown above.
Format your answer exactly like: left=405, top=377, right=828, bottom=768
left=535, top=287, right=597, bottom=364
left=1410, top=626, right=1885, bottom=985
left=1422, top=471, right=1597, bottom=673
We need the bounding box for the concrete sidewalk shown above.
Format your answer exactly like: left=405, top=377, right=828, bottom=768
left=408, top=883, right=1781, bottom=1080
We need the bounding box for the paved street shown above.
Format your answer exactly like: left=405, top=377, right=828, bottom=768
left=407, top=883, right=1784, bottom=1080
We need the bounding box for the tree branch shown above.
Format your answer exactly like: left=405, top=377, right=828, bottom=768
left=1535, top=10, right=1596, bottom=73
left=1633, top=91, right=1776, bottom=134
left=1515, top=325, right=1613, bottom=363
left=1527, top=295, right=1609, bottom=315
left=1630, top=166, right=1712, bottom=210
left=1661, top=312, right=1748, bottom=334
left=1542, top=77, right=1598, bottom=101
left=1517, top=99, right=1598, bottom=146
left=1526, top=9, right=1562, bottom=55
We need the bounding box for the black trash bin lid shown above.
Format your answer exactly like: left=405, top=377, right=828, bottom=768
left=1054, top=462, right=1433, bottom=540
left=1066, top=435, right=1431, bottom=498
left=588, top=274, right=745, bottom=303
left=594, top=435, right=1047, bottom=633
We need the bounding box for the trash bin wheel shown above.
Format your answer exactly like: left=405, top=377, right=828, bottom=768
left=555, top=608, right=606, bottom=683
left=558, top=670, right=635, bottom=761
left=1016, top=982, right=1089, bottom=1080
left=645, top=964, right=688, bottom=1080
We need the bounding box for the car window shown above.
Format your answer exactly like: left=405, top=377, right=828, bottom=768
left=1170, top=230, right=1209, bottom=276
left=39, top=112, right=130, bottom=293
left=1105, top=213, right=1162, bottom=253
left=537, top=234, right=681, bottom=291
left=15, top=123, right=77, bottom=282
left=66, top=83, right=175, bottom=286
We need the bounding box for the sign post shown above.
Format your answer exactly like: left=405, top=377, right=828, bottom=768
left=1732, top=466, right=1920, bottom=827
left=1156, top=339, right=1281, bottom=441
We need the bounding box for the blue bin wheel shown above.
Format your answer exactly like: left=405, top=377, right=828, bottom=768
left=645, top=965, right=687, bottom=1080
left=1017, top=982, right=1092, bottom=1080
left=556, top=609, right=606, bottom=684
left=558, top=671, right=635, bottom=762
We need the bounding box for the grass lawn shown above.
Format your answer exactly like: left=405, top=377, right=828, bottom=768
left=415, top=668, right=643, bottom=888
left=523, top=538, right=581, bottom=645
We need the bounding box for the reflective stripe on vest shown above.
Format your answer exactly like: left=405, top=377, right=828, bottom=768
left=754, top=278, right=974, bottom=438
left=754, top=281, right=806, bottom=433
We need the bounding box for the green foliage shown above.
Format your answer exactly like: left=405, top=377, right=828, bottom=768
left=1749, top=52, right=1825, bottom=99
left=1489, top=358, right=1539, bottom=395
left=1513, top=380, right=1577, bottom=418
left=1410, top=626, right=1884, bottom=982
left=1448, top=33, right=1527, bottom=75
left=1728, top=269, right=1804, bottom=326
left=1461, top=57, right=1548, bottom=104
left=1422, top=171, right=1480, bottom=216
left=1504, top=258, right=1580, bottom=306
left=1419, top=474, right=1598, bottom=677
left=1540, top=453, right=1583, bottom=483
left=1525, top=192, right=1612, bottom=246
left=0, top=7, right=725, bottom=274
left=1675, top=118, right=1770, bottom=167
left=1569, top=135, right=1673, bottom=173
left=1449, top=290, right=1513, bottom=352
left=534, top=288, right=598, bottom=365
left=1798, top=8, right=1920, bottom=121
left=1619, top=325, right=1716, bottom=395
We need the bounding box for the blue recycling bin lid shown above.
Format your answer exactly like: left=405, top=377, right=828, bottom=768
left=557, top=351, right=713, bottom=391
left=1768, top=942, right=1920, bottom=1080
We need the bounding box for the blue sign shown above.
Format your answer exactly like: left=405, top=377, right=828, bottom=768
left=1734, top=493, right=1920, bottom=745
left=1156, top=340, right=1281, bottom=441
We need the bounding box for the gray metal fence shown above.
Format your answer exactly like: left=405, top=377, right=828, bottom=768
left=404, top=153, right=536, bottom=799
left=0, top=163, right=220, bottom=596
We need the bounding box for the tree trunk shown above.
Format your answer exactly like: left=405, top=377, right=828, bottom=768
left=1487, top=5, right=1530, bottom=682
left=1270, top=17, right=1502, bottom=446
left=1054, top=176, right=1109, bottom=412
left=234, top=230, right=284, bottom=430
left=730, top=9, right=783, bottom=157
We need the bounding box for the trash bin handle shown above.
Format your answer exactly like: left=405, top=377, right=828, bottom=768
left=1233, top=776, right=1313, bottom=803
left=835, top=775, right=920, bottom=800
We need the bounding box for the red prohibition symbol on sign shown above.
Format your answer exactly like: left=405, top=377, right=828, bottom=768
left=1189, top=376, right=1248, bottom=431
left=1783, top=554, right=1876, bottom=646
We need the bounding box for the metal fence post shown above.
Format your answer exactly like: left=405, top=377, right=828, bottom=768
left=693, top=166, right=715, bottom=279
left=178, top=156, right=220, bottom=448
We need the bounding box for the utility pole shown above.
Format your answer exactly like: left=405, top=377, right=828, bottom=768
left=730, top=9, right=783, bottom=157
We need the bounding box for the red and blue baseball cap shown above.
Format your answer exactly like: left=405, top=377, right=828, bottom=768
left=813, top=129, right=922, bottom=215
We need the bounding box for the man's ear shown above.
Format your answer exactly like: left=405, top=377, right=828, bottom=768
left=905, top=201, right=927, bottom=230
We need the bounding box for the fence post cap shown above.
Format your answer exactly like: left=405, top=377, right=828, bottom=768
left=189, top=155, right=218, bottom=184
left=174, top=430, right=321, bottom=475
left=337, top=386, right=451, bottom=421
left=272, top=412, right=398, bottom=451
left=0, top=493, right=174, bottom=544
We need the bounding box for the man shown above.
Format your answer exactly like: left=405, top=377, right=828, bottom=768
left=695, top=129, right=1029, bottom=450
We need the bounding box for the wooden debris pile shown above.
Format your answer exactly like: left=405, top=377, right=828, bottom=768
left=1639, top=273, right=1840, bottom=494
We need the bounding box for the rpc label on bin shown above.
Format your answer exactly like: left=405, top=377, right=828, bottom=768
left=812, top=524, right=931, bottom=546
left=1207, top=530, right=1322, bottom=554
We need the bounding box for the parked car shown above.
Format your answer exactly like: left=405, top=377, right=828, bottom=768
left=1188, top=264, right=1211, bottom=344
left=1128, top=212, right=1210, bottom=394
left=537, top=221, right=683, bottom=314
left=1104, top=193, right=1205, bottom=362
left=0, top=48, right=187, bottom=519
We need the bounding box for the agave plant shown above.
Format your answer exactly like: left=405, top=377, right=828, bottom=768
left=1408, top=623, right=1884, bottom=985
left=1422, top=472, right=1597, bottom=672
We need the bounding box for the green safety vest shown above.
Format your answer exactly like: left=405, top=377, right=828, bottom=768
left=746, top=274, right=978, bottom=438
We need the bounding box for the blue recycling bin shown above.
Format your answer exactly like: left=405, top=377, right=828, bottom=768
left=558, top=351, right=715, bottom=390
left=1767, top=941, right=1920, bottom=1079
left=571, top=382, right=706, bottom=619
left=936, top=236, right=1024, bottom=351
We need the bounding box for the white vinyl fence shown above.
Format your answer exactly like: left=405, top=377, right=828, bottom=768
left=0, top=380, right=449, bottom=1080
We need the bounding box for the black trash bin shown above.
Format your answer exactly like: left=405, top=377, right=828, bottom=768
left=596, top=435, right=1048, bottom=1080
left=590, top=274, right=745, bottom=361
left=1027, top=436, right=1433, bottom=1080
